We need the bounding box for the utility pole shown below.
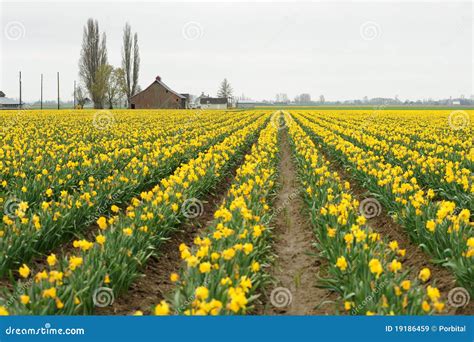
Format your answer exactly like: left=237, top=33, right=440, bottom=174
left=73, top=80, right=76, bottom=109
left=57, top=72, right=60, bottom=110
left=40, top=74, right=43, bottom=110
left=19, top=71, right=22, bottom=109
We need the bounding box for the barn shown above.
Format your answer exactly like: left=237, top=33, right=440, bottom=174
left=130, top=76, right=188, bottom=109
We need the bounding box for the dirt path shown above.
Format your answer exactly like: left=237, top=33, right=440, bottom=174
left=265, top=128, right=336, bottom=315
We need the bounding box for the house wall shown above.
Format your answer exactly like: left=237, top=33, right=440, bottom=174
left=130, top=82, right=184, bottom=109
left=201, top=103, right=227, bottom=110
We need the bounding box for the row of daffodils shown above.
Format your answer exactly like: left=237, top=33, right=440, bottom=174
left=0, top=112, right=270, bottom=315
left=301, top=111, right=472, bottom=209
left=292, top=111, right=473, bottom=295
left=285, top=114, right=444, bottom=315
left=0, top=111, right=260, bottom=275
left=154, top=114, right=280, bottom=315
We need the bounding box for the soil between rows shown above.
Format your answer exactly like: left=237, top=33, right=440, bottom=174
left=262, top=127, right=336, bottom=315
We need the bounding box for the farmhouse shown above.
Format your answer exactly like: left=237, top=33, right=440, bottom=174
left=130, top=76, right=188, bottom=109
left=199, top=97, right=228, bottom=110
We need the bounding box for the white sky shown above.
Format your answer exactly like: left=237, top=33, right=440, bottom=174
left=0, top=0, right=473, bottom=102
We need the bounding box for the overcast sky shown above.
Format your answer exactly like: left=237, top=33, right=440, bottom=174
left=0, top=0, right=472, bottom=102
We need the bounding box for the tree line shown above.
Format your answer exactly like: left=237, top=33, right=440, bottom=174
left=77, top=18, right=140, bottom=109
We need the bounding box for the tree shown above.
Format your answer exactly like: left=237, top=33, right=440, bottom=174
left=217, top=78, right=233, bottom=99
left=79, top=18, right=108, bottom=108
left=296, top=93, right=311, bottom=103
left=75, top=85, right=90, bottom=109
left=121, top=23, right=140, bottom=107
left=106, top=67, right=125, bottom=109
left=0, top=91, right=5, bottom=97
left=91, top=64, right=112, bottom=109
left=319, top=95, right=325, bottom=104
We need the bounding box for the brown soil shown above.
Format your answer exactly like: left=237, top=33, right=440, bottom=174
left=317, top=145, right=473, bottom=315
left=262, top=128, right=336, bottom=315
left=96, top=141, right=255, bottom=315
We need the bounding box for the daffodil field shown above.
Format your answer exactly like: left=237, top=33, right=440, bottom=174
left=0, top=109, right=472, bottom=316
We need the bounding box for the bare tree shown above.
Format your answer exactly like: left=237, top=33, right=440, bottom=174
left=217, top=78, right=233, bottom=98
left=319, top=95, right=325, bottom=104
left=75, top=85, right=90, bottom=109
left=122, top=23, right=140, bottom=107
left=78, top=18, right=108, bottom=108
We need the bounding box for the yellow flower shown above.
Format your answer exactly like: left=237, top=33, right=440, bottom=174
left=195, top=286, right=209, bottom=300
left=154, top=300, right=170, bottom=315
left=0, top=306, right=9, bottom=315
left=336, top=256, right=348, bottom=271
left=133, top=311, right=144, bottom=316
left=123, top=228, right=133, bottom=236
left=46, top=188, right=53, bottom=197
left=422, top=300, right=430, bottom=312
left=222, top=248, right=236, bottom=260
left=389, top=259, right=402, bottom=273
left=388, top=240, right=399, bottom=251
left=433, top=301, right=445, bottom=313
left=96, top=235, right=106, bottom=245
left=170, top=273, right=179, bottom=282
left=111, top=205, right=120, bottom=213
left=344, top=301, right=352, bottom=311
left=56, top=298, right=64, bottom=309
left=19, top=264, right=31, bottom=278
left=419, top=268, right=431, bottom=282
left=327, top=227, right=336, bottom=238
left=186, top=255, right=199, bottom=268
left=243, top=243, right=253, bottom=255
left=220, top=277, right=232, bottom=286
left=69, top=256, right=83, bottom=271
left=426, top=286, right=440, bottom=302
left=368, top=259, right=383, bottom=278
left=199, top=262, right=211, bottom=273
left=20, top=295, right=30, bottom=305
left=42, top=287, right=57, bottom=299
left=251, top=261, right=260, bottom=272
left=47, top=253, right=57, bottom=267
left=97, top=216, right=108, bottom=230
left=425, top=220, right=436, bottom=233
left=401, top=280, right=411, bottom=291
